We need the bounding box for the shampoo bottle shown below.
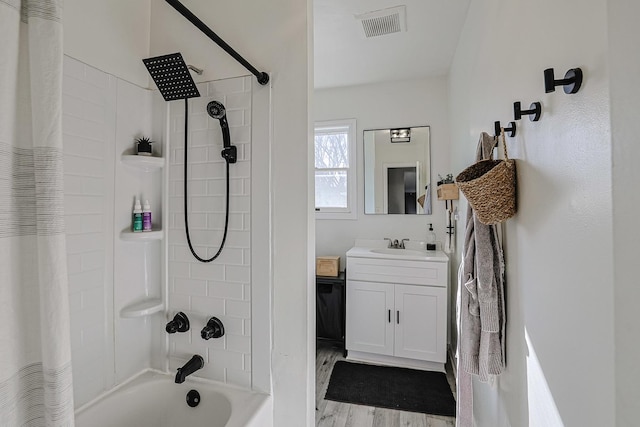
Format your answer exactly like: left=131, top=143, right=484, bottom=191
left=132, top=198, right=143, bottom=232
left=142, top=200, right=152, bottom=232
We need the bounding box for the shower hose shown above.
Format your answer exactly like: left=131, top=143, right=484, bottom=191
left=183, top=98, right=231, bottom=262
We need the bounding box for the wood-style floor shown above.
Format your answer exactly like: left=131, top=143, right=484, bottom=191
left=315, top=341, right=457, bottom=427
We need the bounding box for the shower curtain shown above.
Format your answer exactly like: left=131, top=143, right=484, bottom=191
left=0, top=1, right=75, bottom=425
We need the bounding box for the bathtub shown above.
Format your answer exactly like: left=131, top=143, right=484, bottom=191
left=75, top=370, right=272, bottom=427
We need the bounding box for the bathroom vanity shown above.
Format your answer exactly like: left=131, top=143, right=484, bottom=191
left=345, top=241, right=449, bottom=372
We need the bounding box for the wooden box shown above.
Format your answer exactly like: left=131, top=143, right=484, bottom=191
left=316, top=256, right=340, bottom=277
left=437, top=183, right=459, bottom=200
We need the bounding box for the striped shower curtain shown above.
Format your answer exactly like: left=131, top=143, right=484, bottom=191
left=0, top=1, right=75, bottom=425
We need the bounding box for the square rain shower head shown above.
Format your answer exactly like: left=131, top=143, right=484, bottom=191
left=143, top=53, right=200, bottom=101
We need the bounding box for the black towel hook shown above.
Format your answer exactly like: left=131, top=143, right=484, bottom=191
left=544, top=68, right=583, bottom=94
left=494, top=121, right=516, bottom=137
left=514, top=101, right=542, bottom=122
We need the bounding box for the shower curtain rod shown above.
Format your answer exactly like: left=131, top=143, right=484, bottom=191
left=165, top=0, right=270, bottom=85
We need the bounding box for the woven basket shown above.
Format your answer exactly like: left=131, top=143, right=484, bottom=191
left=455, top=132, right=517, bottom=224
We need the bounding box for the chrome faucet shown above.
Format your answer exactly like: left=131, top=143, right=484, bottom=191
left=175, top=355, right=204, bottom=384
left=385, top=238, right=409, bottom=249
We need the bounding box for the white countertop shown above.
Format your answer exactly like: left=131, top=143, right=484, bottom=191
left=346, top=241, right=449, bottom=262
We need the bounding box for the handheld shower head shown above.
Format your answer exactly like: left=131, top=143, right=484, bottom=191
left=206, top=101, right=231, bottom=149
left=206, top=100, right=226, bottom=119
left=206, top=101, right=235, bottom=162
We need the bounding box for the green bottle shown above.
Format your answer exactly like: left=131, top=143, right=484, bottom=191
left=132, top=198, right=143, bottom=232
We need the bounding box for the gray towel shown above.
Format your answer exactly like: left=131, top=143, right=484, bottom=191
left=456, top=132, right=506, bottom=427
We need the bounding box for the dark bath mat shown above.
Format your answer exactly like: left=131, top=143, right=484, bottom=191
left=325, top=361, right=456, bottom=417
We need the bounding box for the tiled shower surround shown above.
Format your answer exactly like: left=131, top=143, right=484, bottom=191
left=62, top=54, right=254, bottom=406
left=167, top=77, right=253, bottom=387
left=63, top=56, right=116, bottom=405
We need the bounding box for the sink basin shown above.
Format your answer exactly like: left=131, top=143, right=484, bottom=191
left=370, top=248, right=428, bottom=257
left=346, top=243, right=448, bottom=262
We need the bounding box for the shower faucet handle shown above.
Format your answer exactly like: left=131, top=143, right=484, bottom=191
left=201, top=317, right=225, bottom=340
left=166, top=312, right=190, bottom=334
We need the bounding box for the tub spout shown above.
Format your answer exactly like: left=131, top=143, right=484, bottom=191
left=175, top=355, right=204, bottom=384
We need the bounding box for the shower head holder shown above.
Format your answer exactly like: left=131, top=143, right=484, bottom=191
left=221, top=146, right=237, bottom=164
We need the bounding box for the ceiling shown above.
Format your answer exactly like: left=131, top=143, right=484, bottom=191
left=314, top=0, right=471, bottom=89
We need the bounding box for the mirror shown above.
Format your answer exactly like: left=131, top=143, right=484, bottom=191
left=364, top=126, right=431, bottom=215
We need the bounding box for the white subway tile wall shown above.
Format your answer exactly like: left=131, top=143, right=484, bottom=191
left=62, top=56, right=116, bottom=405
left=168, top=76, right=252, bottom=388
left=62, top=57, right=253, bottom=402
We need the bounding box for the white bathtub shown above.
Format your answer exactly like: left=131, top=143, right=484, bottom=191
left=75, top=370, right=272, bottom=427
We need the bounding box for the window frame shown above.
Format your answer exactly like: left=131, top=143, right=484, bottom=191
left=314, top=119, right=357, bottom=220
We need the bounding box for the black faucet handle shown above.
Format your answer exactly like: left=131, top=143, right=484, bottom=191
left=166, top=312, right=190, bottom=334
left=201, top=317, right=225, bottom=340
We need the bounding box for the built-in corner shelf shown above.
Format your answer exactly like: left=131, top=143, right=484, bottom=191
left=121, top=154, right=164, bottom=172
left=120, top=229, right=164, bottom=241
left=120, top=298, right=164, bottom=318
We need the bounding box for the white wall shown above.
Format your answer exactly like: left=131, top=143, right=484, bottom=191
left=63, top=56, right=162, bottom=407
left=150, top=1, right=312, bottom=425
left=63, top=0, right=165, bottom=407
left=111, top=78, right=162, bottom=385
left=314, top=77, right=451, bottom=267
left=64, top=0, right=151, bottom=88
left=448, top=0, right=615, bottom=425
left=64, top=0, right=311, bottom=423
left=166, top=77, right=253, bottom=388
left=608, top=0, right=640, bottom=425
left=63, top=56, right=116, bottom=406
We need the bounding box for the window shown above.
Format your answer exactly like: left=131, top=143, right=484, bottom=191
left=314, top=119, right=357, bottom=219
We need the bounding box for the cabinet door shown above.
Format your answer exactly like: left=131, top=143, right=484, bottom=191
left=394, top=284, right=447, bottom=362
left=346, top=280, right=394, bottom=356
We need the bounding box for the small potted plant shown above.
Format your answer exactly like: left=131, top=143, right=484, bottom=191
left=135, top=136, right=153, bottom=156
left=437, top=173, right=459, bottom=200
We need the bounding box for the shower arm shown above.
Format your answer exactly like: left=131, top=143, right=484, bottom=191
left=165, top=0, right=269, bottom=86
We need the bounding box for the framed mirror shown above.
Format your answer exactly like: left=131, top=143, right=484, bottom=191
left=363, top=126, right=431, bottom=215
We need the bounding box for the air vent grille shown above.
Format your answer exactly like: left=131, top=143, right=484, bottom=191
left=356, top=6, right=407, bottom=38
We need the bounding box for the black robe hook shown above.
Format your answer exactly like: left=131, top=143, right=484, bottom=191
left=494, top=121, right=516, bottom=137
left=544, top=68, right=583, bottom=94
left=514, top=101, right=542, bottom=122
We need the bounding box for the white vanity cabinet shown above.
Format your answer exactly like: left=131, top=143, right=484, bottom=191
left=346, top=247, right=449, bottom=371
left=395, top=284, right=447, bottom=361
left=346, top=280, right=394, bottom=356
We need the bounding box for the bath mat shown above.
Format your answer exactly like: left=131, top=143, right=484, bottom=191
left=325, top=361, right=455, bottom=416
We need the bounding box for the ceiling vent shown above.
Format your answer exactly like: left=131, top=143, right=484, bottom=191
left=356, top=5, right=407, bottom=38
